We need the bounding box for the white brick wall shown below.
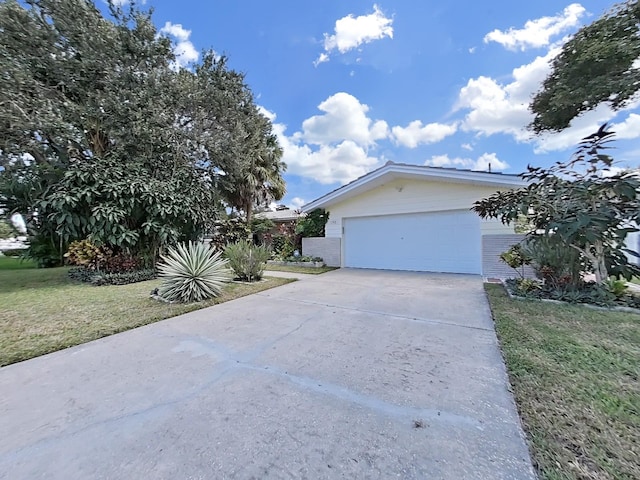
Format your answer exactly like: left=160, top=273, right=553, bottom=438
left=302, top=237, right=341, bottom=267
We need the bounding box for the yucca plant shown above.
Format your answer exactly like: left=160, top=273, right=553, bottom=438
left=157, top=242, right=231, bottom=303
left=224, top=241, right=270, bottom=282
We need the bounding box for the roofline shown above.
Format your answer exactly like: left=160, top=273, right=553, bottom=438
left=301, top=163, right=527, bottom=212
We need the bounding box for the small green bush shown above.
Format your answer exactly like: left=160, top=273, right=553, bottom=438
left=65, top=239, right=110, bottom=270
left=603, top=278, right=628, bottom=299
left=499, top=244, right=531, bottom=278
left=68, top=267, right=157, bottom=285
left=157, top=242, right=231, bottom=303
left=283, top=255, right=323, bottom=263
left=270, top=233, right=295, bottom=259
left=225, top=241, right=270, bottom=281
left=521, top=235, right=583, bottom=288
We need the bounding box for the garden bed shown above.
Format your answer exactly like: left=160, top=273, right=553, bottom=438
left=267, top=260, right=325, bottom=268
left=502, top=277, right=640, bottom=312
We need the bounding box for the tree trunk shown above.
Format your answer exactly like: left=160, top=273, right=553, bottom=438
left=581, top=241, right=608, bottom=284
left=245, top=201, right=253, bottom=242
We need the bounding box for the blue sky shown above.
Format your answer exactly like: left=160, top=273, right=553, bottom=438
left=116, top=1, right=639, bottom=209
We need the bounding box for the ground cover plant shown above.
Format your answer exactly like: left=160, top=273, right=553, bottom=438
left=486, top=284, right=639, bottom=480
left=0, top=266, right=293, bottom=367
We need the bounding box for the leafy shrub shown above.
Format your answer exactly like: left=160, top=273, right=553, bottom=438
left=521, top=235, right=583, bottom=288
left=295, top=209, right=328, bottom=237
left=499, top=244, right=531, bottom=278
left=104, top=252, right=141, bottom=273
left=65, top=239, right=141, bottom=273
left=603, top=278, right=628, bottom=299
left=283, top=255, right=323, bottom=263
left=506, top=278, right=621, bottom=307
left=92, top=269, right=157, bottom=286
left=68, top=267, right=157, bottom=285
left=516, top=278, right=542, bottom=293
left=26, top=234, right=64, bottom=268
left=225, top=241, right=270, bottom=281
left=251, top=217, right=275, bottom=235
left=270, top=233, right=296, bottom=259
left=157, top=242, right=231, bottom=303
left=209, top=217, right=251, bottom=251
left=65, top=240, right=110, bottom=270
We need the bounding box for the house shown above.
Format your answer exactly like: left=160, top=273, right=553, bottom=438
left=301, top=162, right=527, bottom=277
left=255, top=207, right=303, bottom=227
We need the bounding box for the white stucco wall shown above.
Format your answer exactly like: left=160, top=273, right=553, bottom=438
left=324, top=178, right=514, bottom=237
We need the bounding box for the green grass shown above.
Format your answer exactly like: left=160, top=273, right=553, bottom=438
left=0, top=256, right=37, bottom=270
left=485, top=284, right=640, bottom=480
left=0, top=267, right=294, bottom=367
left=265, top=264, right=338, bottom=274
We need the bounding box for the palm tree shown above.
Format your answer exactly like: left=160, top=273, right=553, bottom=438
left=220, top=107, right=286, bottom=224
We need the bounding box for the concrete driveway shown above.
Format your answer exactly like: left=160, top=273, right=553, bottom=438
left=0, top=269, right=535, bottom=479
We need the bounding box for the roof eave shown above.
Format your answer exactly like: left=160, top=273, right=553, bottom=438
left=301, top=164, right=527, bottom=212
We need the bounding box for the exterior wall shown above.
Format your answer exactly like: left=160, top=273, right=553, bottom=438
left=625, top=230, right=640, bottom=266
left=482, top=234, right=536, bottom=279
left=325, top=178, right=515, bottom=238
left=302, top=237, right=341, bottom=267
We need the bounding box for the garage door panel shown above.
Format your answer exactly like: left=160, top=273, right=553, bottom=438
left=343, top=210, right=481, bottom=274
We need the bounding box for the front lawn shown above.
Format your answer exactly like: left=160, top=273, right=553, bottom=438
left=0, top=267, right=294, bottom=367
left=485, top=284, right=639, bottom=480
left=0, top=256, right=37, bottom=270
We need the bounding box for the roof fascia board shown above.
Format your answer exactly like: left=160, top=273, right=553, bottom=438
left=302, top=165, right=527, bottom=212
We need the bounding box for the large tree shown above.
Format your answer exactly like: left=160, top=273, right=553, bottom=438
left=473, top=126, right=640, bottom=285
left=218, top=108, right=286, bottom=224
left=0, top=0, right=284, bottom=265
left=530, top=0, right=640, bottom=132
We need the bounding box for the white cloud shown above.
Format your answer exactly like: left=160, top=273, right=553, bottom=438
left=315, top=4, right=393, bottom=65
left=425, top=153, right=509, bottom=172
left=484, top=3, right=586, bottom=51
left=533, top=101, right=640, bottom=153
left=455, top=37, right=640, bottom=154
left=612, top=113, right=640, bottom=140
left=160, top=21, right=199, bottom=68
left=461, top=143, right=473, bottom=151
left=456, top=48, right=559, bottom=141
left=282, top=137, right=380, bottom=185
left=391, top=121, right=458, bottom=148
left=289, top=197, right=306, bottom=209
left=298, top=92, right=388, bottom=146
left=262, top=106, right=382, bottom=185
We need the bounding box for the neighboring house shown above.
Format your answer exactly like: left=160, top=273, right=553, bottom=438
left=301, top=162, right=527, bottom=277
left=255, top=208, right=303, bottom=228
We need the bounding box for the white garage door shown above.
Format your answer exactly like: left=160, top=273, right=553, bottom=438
left=343, top=210, right=482, bottom=274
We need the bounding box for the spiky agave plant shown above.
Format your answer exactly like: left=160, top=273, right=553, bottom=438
left=157, top=242, right=231, bottom=303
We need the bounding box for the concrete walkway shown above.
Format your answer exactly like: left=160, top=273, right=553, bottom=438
left=0, top=269, right=535, bottom=479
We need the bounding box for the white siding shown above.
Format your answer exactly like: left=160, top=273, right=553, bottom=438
left=325, top=178, right=515, bottom=238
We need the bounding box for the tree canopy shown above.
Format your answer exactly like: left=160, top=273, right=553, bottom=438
left=474, top=125, right=640, bottom=284
left=530, top=0, right=640, bottom=132
left=0, top=0, right=285, bottom=266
